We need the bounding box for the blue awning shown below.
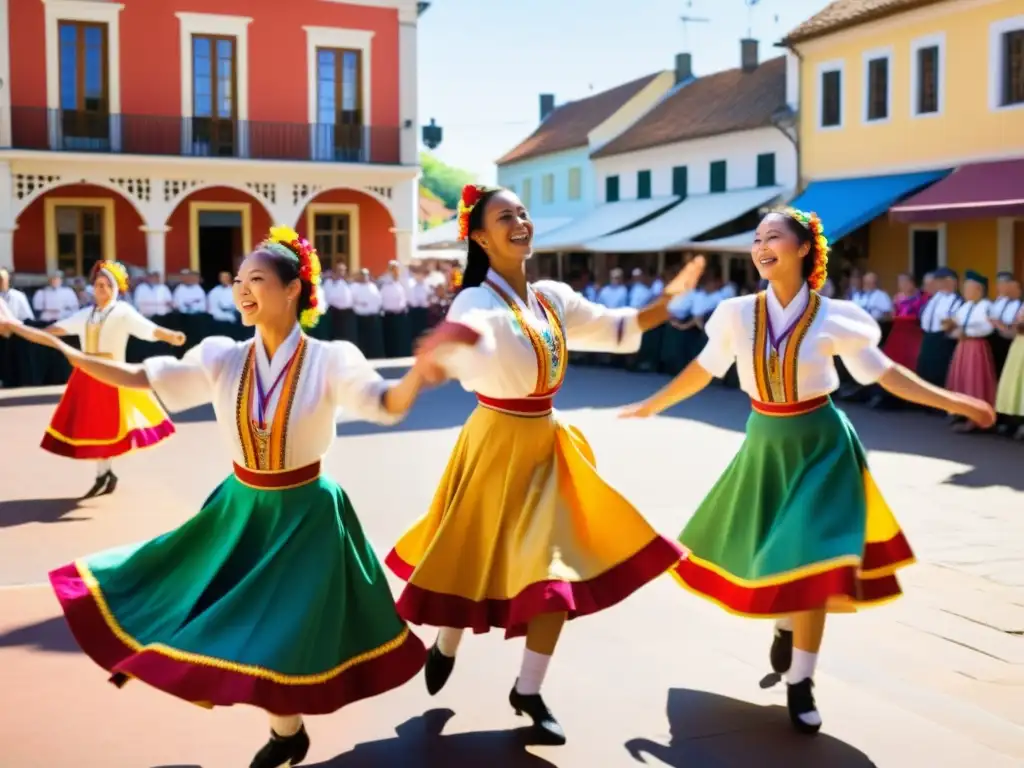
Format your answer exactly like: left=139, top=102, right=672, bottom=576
left=788, top=170, right=950, bottom=242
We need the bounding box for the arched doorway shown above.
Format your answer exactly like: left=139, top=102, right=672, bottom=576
left=165, top=186, right=272, bottom=288
left=298, top=188, right=396, bottom=277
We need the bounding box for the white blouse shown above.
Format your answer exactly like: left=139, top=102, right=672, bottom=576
left=697, top=284, right=893, bottom=402
left=142, top=325, right=400, bottom=470
left=57, top=301, right=160, bottom=362
left=952, top=299, right=994, bottom=338
left=435, top=270, right=642, bottom=399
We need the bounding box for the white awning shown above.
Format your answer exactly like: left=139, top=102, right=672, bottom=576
left=417, top=217, right=573, bottom=250
left=533, top=197, right=679, bottom=251
left=581, top=187, right=786, bottom=253
left=679, top=230, right=756, bottom=253
left=416, top=247, right=465, bottom=262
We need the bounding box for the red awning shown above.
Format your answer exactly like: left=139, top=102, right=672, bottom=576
left=890, top=158, right=1024, bottom=222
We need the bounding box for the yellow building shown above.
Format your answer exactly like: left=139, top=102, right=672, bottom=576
left=783, top=0, right=1024, bottom=291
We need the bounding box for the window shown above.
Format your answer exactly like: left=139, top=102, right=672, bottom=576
left=709, top=161, right=727, bottom=193
left=637, top=170, right=652, bottom=200
left=521, top=177, right=532, bottom=207
left=55, top=206, right=105, bottom=277
left=314, top=48, right=364, bottom=162
left=756, top=153, right=776, bottom=187
left=542, top=173, right=555, bottom=204
left=910, top=227, right=941, bottom=282
left=990, top=17, right=1024, bottom=110
left=605, top=175, right=620, bottom=203
left=863, top=50, right=892, bottom=122
left=672, top=165, right=688, bottom=198
left=313, top=213, right=351, bottom=270
left=58, top=21, right=109, bottom=145
left=912, top=35, right=945, bottom=117
left=818, top=62, right=843, bottom=128
left=567, top=167, right=582, bottom=200
left=192, top=34, right=237, bottom=156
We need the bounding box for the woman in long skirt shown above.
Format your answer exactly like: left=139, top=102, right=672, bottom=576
left=1, top=228, right=431, bottom=767
left=620, top=208, right=995, bottom=735
left=995, top=300, right=1024, bottom=440
left=882, top=273, right=927, bottom=370
left=387, top=184, right=702, bottom=744
left=944, top=270, right=997, bottom=433
left=41, top=260, right=185, bottom=497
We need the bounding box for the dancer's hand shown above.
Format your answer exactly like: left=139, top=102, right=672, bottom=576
left=411, top=355, right=447, bottom=386
left=618, top=400, right=657, bottom=419
left=664, top=255, right=706, bottom=297
left=953, top=395, right=996, bottom=429
left=168, top=331, right=186, bottom=347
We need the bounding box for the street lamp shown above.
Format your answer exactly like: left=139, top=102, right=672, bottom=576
left=422, top=118, right=443, bottom=150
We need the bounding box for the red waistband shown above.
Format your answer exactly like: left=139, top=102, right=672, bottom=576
left=750, top=395, right=830, bottom=417
left=476, top=394, right=554, bottom=416
left=232, top=461, right=321, bottom=489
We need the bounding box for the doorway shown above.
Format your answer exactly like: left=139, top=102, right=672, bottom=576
left=197, top=210, right=243, bottom=287
left=55, top=205, right=105, bottom=277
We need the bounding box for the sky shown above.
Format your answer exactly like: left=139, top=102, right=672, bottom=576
left=416, top=0, right=835, bottom=184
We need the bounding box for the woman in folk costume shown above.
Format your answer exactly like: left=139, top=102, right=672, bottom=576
left=619, top=208, right=995, bottom=735
left=915, top=266, right=962, bottom=388
left=38, top=259, right=183, bottom=498
left=989, top=272, right=1022, bottom=375
left=386, top=184, right=703, bottom=744
left=994, top=288, right=1024, bottom=440
left=882, top=273, right=928, bottom=370
left=943, top=270, right=997, bottom=433
left=0, top=228, right=432, bottom=768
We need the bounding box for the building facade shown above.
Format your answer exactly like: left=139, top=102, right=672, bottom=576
left=0, top=0, right=423, bottom=285
left=785, top=0, right=1024, bottom=290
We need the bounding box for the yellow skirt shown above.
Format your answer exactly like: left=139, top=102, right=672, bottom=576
left=385, top=402, right=682, bottom=638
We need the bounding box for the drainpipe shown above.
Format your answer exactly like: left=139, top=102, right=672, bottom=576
left=773, top=42, right=803, bottom=196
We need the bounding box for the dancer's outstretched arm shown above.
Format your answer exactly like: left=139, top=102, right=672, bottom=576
left=619, top=359, right=714, bottom=418
left=877, top=363, right=995, bottom=426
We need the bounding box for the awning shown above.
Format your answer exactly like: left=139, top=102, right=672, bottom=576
left=788, top=170, right=948, bottom=241
left=679, top=230, right=756, bottom=253
left=416, top=247, right=465, bottom=262
left=890, top=158, right=1024, bottom=222
left=533, top=198, right=678, bottom=251
left=417, top=216, right=573, bottom=250
left=582, top=187, right=785, bottom=253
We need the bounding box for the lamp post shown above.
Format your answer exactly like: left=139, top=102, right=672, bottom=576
left=422, top=117, right=443, bottom=150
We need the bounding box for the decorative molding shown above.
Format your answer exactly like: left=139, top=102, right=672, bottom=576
left=163, top=179, right=201, bottom=203
left=292, top=183, right=323, bottom=207
left=13, top=174, right=62, bottom=201
left=246, top=181, right=277, bottom=206
left=366, top=185, right=392, bottom=199
left=110, top=177, right=152, bottom=204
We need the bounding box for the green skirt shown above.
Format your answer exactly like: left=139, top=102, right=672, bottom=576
left=49, top=470, right=426, bottom=714
left=995, top=336, right=1024, bottom=417
left=673, top=397, right=915, bottom=617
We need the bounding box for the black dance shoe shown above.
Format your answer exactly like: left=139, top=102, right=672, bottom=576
left=101, top=471, right=118, bottom=495
left=249, top=725, right=310, bottom=768
left=770, top=627, right=793, bottom=674
left=82, top=474, right=109, bottom=499
left=509, top=683, right=566, bottom=745
left=424, top=643, right=455, bottom=695
left=787, top=679, right=822, bottom=735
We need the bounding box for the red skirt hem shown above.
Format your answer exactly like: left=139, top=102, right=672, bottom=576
left=385, top=536, right=683, bottom=639
left=41, top=420, right=175, bottom=460
left=946, top=338, right=998, bottom=405
left=48, top=562, right=426, bottom=715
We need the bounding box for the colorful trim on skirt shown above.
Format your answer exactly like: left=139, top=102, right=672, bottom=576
left=41, top=368, right=174, bottom=460
left=387, top=402, right=683, bottom=639
left=673, top=397, right=915, bottom=617
left=50, top=471, right=425, bottom=714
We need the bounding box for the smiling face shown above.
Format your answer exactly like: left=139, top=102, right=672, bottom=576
left=470, top=189, right=534, bottom=270
left=232, top=251, right=301, bottom=327
left=751, top=213, right=809, bottom=285
left=93, top=273, right=114, bottom=307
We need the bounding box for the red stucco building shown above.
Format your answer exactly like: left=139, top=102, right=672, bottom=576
left=0, top=0, right=422, bottom=285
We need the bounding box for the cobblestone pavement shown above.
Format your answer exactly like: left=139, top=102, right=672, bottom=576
left=1, top=365, right=1022, bottom=767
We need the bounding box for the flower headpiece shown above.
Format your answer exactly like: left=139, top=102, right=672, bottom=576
left=262, top=225, right=325, bottom=329
left=784, top=207, right=830, bottom=292
left=90, top=259, right=130, bottom=295
left=456, top=184, right=486, bottom=242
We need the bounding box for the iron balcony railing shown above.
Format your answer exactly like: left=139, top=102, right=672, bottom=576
left=5, top=107, right=404, bottom=165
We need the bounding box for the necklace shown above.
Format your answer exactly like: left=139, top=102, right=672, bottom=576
left=766, top=307, right=803, bottom=402
left=250, top=343, right=302, bottom=469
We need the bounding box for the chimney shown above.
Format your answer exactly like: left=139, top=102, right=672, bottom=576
left=675, top=52, right=693, bottom=84
left=741, top=38, right=759, bottom=72
left=539, top=94, right=555, bottom=122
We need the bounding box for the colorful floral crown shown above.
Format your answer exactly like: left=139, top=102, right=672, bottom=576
left=784, top=207, right=830, bottom=292
left=457, top=184, right=486, bottom=242
left=263, top=225, right=325, bottom=329
left=90, top=259, right=130, bottom=294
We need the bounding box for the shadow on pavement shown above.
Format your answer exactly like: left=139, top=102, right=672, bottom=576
left=306, top=708, right=556, bottom=767
left=624, top=688, right=877, bottom=768
left=0, top=615, right=80, bottom=654
left=0, top=497, right=88, bottom=528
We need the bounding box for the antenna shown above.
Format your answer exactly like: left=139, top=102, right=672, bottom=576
left=744, top=0, right=761, bottom=39
left=679, top=14, right=710, bottom=49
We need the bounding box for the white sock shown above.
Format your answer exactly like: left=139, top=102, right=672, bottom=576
left=268, top=714, right=302, bottom=737
left=435, top=627, right=463, bottom=657
left=515, top=649, right=552, bottom=696
left=786, top=648, right=818, bottom=685
left=775, top=617, right=793, bottom=633
left=96, top=459, right=112, bottom=477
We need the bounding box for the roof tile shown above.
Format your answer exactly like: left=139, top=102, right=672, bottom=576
left=783, top=0, right=948, bottom=45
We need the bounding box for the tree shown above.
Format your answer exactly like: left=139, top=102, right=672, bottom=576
left=420, top=152, right=475, bottom=210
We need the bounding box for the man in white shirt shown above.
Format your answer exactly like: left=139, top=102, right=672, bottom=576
left=133, top=272, right=173, bottom=317
left=379, top=260, right=411, bottom=357
left=351, top=268, right=385, bottom=358
left=0, top=269, right=35, bottom=388
left=0, top=269, right=34, bottom=322
left=916, top=266, right=963, bottom=387
left=406, top=264, right=432, bottom=344
left=597, top=268, right=628, bottom=308
left=32, top=271, right=79, bottom=322
left=173, top=270, right=207, bottom=314
left=855, top=272, right=893, bottom=321
left=326, top=264, right=357, bottom=343
left=207, top=271, right=237, bottom=323
left=628, top=268, right=653, bottom=309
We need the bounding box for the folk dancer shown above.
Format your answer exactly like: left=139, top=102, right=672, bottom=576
left=944, top=270, right=997, bottom=433
left=994, top=294, right=1024, bottom=440
left=11, top=261, right=183, bottom=498
left=387, top=185, right=702, bottom=744
left=0, top=228, right=433, bottom=768
left=620, top=209, right=995, bottom=735
left=915, top=267, right=962, bottom=388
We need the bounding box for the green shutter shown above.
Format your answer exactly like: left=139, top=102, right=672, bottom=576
left=672, top=166, right=688, bottom=198
left=606, top=175, right=620, bottom=202
left=756, top=153, right=776, bottom=187
left=637, top=170, right=651, bottom=199
left=710, top=161, right=727, bottom=193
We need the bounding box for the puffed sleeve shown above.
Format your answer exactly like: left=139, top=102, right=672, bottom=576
left=325, top=340, right=403, bottom=426
left=534, top=280, right=642, bottom=353
left=142, top=336, right=237, bottom=413
left=828, top=300, right=893, bottom=384
left=429, top=287, right=502, bottom=382
left=54, top=307, right=91, bottom=336
left=964, top=301, right=994, bottom=337
left=695, top=299, right=737, bottom=378
left=123, top=304, right=160, bottom=342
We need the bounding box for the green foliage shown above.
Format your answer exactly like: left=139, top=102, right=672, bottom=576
left=420, top=152, right=475, bottom=210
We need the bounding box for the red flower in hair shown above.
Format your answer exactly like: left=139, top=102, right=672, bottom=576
left=457, top=184, right=485, bottom=242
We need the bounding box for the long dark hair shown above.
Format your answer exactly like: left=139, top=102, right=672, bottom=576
left=460, top=187, right=501, bottom=291
left=774, top=209, right=829, bottom=290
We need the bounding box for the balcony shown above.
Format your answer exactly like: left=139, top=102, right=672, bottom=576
left=5, top=107, right=404, bottom=165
